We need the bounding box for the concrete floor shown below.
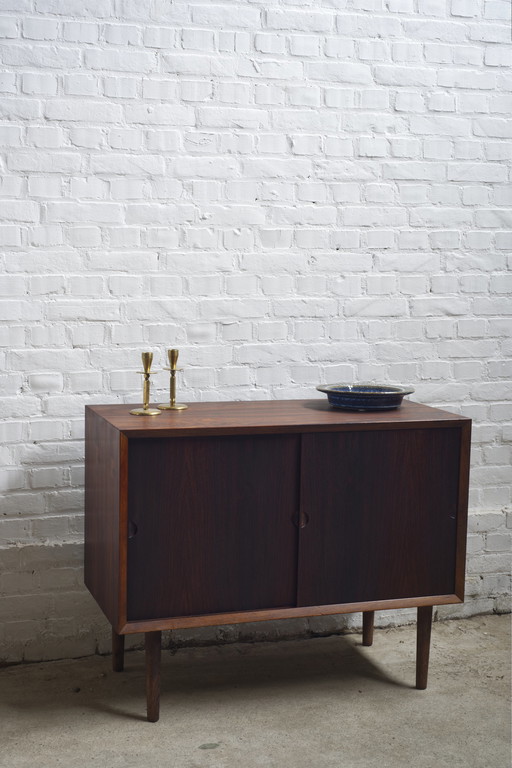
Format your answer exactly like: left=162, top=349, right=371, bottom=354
left=0, top=614, right=509, bottom=768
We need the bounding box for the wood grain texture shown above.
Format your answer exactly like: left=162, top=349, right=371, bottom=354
left=362, top=611, right=374, bottom=647
left=112, top=629, right=124, bottom=672
left=120, top=594, right=461, bottom=634
left=297, top=428, right=461, bottom=607
left=84, top=409, right=121, bottom=627
left=86, top=399, right=468, bottom=439
left=416, top=605, right=433, bottom=689
left=118, top=433, right=128, bottom=629
left=126, top=434, right=300, bottom=621
left=145, top=631, right=161, bottom=723
left=455, top=420, right=472, bottom=600
left=84, top=400, right=470, bottom=638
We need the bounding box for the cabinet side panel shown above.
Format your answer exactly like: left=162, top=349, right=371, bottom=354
left=455, top=420, right=471, bottom=599
left=84, top=409, right=121, bottom=627
left=298, top=428, right=461, bottom=607
left=127, top=434, right=300, bottom=621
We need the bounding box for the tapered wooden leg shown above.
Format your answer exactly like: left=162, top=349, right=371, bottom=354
left=416, top=606, right=433, bottom=690
left=362, top=611, right=375, bottom=647
left=145, top=631, right=162, bottom=723
left=112, top=629, right=125, bottom=672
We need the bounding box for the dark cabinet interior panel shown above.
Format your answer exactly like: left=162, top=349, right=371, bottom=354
left=127, top=433, right=300, bottom=621
left=297, top=428, right=461, bottom=607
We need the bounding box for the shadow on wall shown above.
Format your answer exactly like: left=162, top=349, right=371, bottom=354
left=0, top=534, right=509, bottom=665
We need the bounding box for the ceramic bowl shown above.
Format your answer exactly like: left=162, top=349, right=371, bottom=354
left=316, top=383, right=415, bottom=411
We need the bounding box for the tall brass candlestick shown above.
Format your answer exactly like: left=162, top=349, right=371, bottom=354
left=158, top=348, right=188, bottom=411
left=130, top=352, right=161, bottom=416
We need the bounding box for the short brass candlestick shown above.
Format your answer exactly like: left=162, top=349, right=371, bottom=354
left=158, top=348, right=188, bottom=411
left=130, top=352, right=161, bottom=416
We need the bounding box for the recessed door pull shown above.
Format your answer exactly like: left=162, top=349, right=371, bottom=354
left=293, top=511, right=309, bottom=528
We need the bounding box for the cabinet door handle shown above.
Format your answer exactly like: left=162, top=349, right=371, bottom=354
left=299, top=511, right=309, bottom=529
left=292, top=511, right=309, bottom=528
left=128, top=521, right=138, bottom=539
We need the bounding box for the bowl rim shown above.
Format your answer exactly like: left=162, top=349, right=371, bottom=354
left=316, top=383, right=415, bottom=396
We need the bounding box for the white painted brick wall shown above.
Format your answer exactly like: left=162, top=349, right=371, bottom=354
left=0, top=0, right=510, bottom=662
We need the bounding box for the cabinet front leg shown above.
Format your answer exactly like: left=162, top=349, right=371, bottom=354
left=362, top=611, right=375, bottom=647
left=112, top=629, right=125, bottom=672
left=416, top=606, right=433, bottom=690
left=145, top=631, right=162, bottom=723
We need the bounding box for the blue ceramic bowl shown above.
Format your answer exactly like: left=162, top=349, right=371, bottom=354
left=316, top=383, right=414, bottom=411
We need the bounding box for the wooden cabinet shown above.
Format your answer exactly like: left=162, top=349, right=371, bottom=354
left=85, top=400, right=471, bottom=722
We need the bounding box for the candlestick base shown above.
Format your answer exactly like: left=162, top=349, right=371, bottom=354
left=157, top=403, right=188, bottom=411
left=130, top=407, right=162, bottom=416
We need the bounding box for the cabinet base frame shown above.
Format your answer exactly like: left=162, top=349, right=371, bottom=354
left=116, top=593, right=461, bottom=635
left=112, top=603, right=441, bottom=722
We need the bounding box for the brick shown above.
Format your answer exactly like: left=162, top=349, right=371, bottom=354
left=307, top=61, right=372, bottom=84
left=383, top=162, right=445, bottom=181
left=104, top=23, right=140, bottom=45
left=2, top=201, right=39, bottom=222
left=103, top=76, right=138, bottom=99
left=267, top=9, right=333, bottom=32
left=475, top=209, right=512, bottom=227
left=343, top=207, right=407, bottom=226
left=90, top=153, right=164, bottom=176
left=345, top=299, right=408, bottom=317
left=8, top=151, right=81, bottom=174
left=411, top=115, right=470, bottom=137
left=485, top=46, right=512, bottom=66
left=274, top=109, right=338, bottom=133
left=25, top=127, right=63, bottom=150
left=0, top=73, right=16, bottom=94
left=469, top=22, right=509, bottom=42
left=21, top=73, right=57, bottom=95
left=410, top=208, right=472, bottom=227
left=395, top=92, right=425, bottom=113
left=291, top=35, right=320, bottom=57
left=22, top=17, right=58, bottom=40
left=44, top=100, right=122, bottom=123
left=0, top=17, right=18, bottom=37
left=46, top=202, right=123, bottom=224
left=474, top=118, right=512, bottom=138
left=375, top=65, right=436, bottom=86
left=337, top=14, right=402, bottom=38
left=438, top=69, right=496, bottom=89
left=69, top=128, right=104, bottom=149
left=85, top=49, right=156, bottom=73
left=35, top=0, right=112, bottom=15
left=392, top=42, right=423, bottom=62
left=191, top=3, right=260, bottom=28
left=62, top=21, right=98, bottom=42
left=143, top=26, right=175, bottom=48
left=0, top=98, right=42, bottom=121
left=2, top=43, right=80, bottom=69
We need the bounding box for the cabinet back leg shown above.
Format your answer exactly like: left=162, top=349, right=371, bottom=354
left=145, top=631, right=162, bottom=722
left=362, top=611, right=375, bottom=647
left=112, top=629, right=125, bottom=672
left=416, top=606, right=433, bottom=690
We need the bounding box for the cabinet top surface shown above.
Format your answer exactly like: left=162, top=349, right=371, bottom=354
left=86, top=399, right=469, bottom=438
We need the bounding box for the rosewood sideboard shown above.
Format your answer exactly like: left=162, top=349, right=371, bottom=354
left=84, top=399, right=471, bottom=722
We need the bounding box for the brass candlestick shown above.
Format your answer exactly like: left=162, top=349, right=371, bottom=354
left=158, top=348, right=188, bottom=411
left=130, top=352, right=161, bottom=416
